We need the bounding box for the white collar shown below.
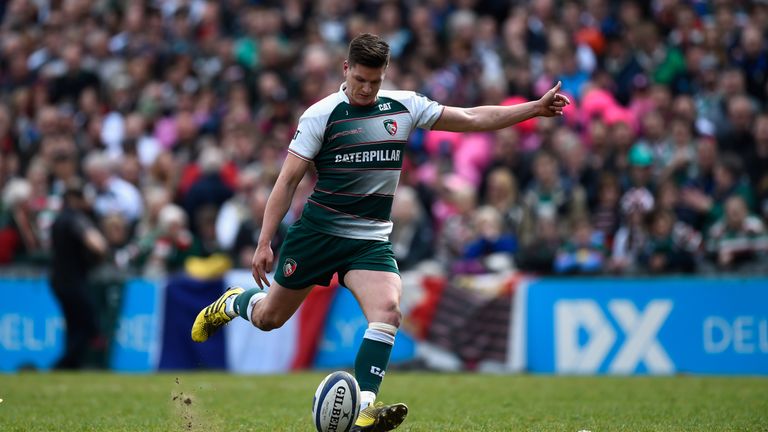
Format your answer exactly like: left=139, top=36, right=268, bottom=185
left=338, top=83, right=350, bottom=103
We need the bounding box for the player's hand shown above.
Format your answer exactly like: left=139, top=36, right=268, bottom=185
left=537, top=81, right=571, bottom=117
left=252, top=243, right=273, bottom=288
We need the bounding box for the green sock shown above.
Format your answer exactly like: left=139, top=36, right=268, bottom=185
left=354, top=329, right=394, bottom=394
left=233, top=288, right=265, bottom=321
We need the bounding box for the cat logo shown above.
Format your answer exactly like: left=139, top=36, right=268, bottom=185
left=383, top=119, right=397, bottom=136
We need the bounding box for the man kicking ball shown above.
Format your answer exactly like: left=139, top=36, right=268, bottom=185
left=192, top=33, right=569, bottom=431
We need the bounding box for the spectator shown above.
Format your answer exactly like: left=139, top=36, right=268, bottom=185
left=146, top=152, right=180, bottom=200
left=520, top=151, right=587, bottom=245
left=554, top=218, right=605, bottom=274
left=435, top=176, right=477, bottom=267
left=0, top=179, right=42, bottom=263
left=732, top=24, right=768, bottom=102
left=556, top=129, right=599, bottom=207
left=619, top=143, right=656, bottom=213
left=517, top=214, right=560, bottom=274
left=123, top=113, right=162, bottom=167
left=638, top=209, right=700, bottom=274
left=182, top=145, right=234, bottom=233
left=480, top=127, right=531, bottom=194
left=635, top=111, right=669, bottom=178
left=137, top=203, right=198, bottom=277
left=610, top=186, right=655, bottom=274
left=232, top=186, right=285, bottom=269
left=591, top=173, right=622, bottom=243
left=717, top=94, right=756, bottom=163
left=659, top=118, right=699, bottom=183
left=655, top=179, right=697, bottom=230
left=84, top=152, right=144, bottom=224
left=683, top=135, right=718, bottom=199
left=584, top=118, right=614, bottom=172
left=136, top=187, right=169, bottom=240
left=99, top=213, right=134, bottom=270
left=49, top=179, right=108, bottom=369
left=746, top=113, right=768, bottom=222
left=390, top=186, right=434, bottom=272
left=24, top=159, right=55, bottom=256
left=460, top=205, right=517, bottom=271
left=481, top=167, right=523, bottom=235
left=605, top=115, right=636, bottom=180
left=681, top=153, right=755, bottom=231
left=48, top=42, right=101, bottom=107
left=193, top=204, right=225, bottom=257
left=216, top=167, right=261, bottom=252
left=706, top=196, right=768, bottom=271
left=49, top=150, right=79, bottom=197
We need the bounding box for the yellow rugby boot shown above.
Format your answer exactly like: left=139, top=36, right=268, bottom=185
left=351, top=401, right=408, bottom=432
left=190, top=287, right=244, bottom=342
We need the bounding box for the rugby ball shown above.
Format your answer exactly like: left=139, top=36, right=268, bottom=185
left=312, top=371, right=361, bottom=432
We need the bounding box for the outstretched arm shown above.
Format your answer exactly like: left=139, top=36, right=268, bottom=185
left=431, top=81, right=570, bottom=132
left=253, top=153, right=310, bottom=287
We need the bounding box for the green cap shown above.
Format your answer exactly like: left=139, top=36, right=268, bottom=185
left=628, top=144, right=653, bottom=167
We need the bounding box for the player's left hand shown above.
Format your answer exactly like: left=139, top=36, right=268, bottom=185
left=537, top=81, right=571, bottom=117
left=252, top=243, right=273, bottom=288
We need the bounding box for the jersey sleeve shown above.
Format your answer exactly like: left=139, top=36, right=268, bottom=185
left=288, top=114, right=325, bottom=161
left=406, top=92, right=444, bottom=129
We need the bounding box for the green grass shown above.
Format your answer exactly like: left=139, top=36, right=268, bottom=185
left=0, top=372, right=766, bottom=431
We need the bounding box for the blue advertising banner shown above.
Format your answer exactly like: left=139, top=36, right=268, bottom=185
left=0, top=278, right=162, bottom=372
left=525, top=278, right=768, bottom=375
left=0, top=279, right=64, bottom=371
left=314, top=287, right=416, bottom=369
left=111, top=278, right=163, bottom=372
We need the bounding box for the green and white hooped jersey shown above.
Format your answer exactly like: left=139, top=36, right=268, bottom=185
left=288, top=84, right=444, bottom=241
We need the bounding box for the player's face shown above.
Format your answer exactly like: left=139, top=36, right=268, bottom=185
left=343, top=61, right=386, bottom=106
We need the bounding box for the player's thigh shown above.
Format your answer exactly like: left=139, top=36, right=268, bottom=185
left=273, top=220, right=338, bottom=289
left=343, top=269, right=402, bottom=325
left=255, top=281, right=313, bottom=326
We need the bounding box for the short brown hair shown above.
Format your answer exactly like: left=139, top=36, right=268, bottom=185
left=347, top=33, right=390, bottom=68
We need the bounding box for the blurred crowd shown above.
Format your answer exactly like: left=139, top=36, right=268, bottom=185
left=1, top=0, right=767, bottom=278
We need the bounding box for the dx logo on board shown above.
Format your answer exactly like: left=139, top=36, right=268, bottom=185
left=554, top=299, right=674, bottom=374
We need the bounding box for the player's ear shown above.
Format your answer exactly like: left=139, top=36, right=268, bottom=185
left=343, top=60, right=349, bottom=76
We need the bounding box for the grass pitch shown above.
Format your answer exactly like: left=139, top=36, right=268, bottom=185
left=0, top=372, right=766, bottom=431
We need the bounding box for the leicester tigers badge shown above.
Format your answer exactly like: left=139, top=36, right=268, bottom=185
left=383, top=119, right=397, bottom=136
left=283, top=258, right=297, bottom=277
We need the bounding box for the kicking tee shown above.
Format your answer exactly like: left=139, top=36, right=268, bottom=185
left=288, top=84, right=444, bottom=241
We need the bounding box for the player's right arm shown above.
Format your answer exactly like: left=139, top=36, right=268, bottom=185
left=431, top=81, right=570, bottom=132
left=253, top=153, right=310, bottom=288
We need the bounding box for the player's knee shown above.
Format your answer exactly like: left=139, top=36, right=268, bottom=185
left=254, top=311, right=286, bottom=331
left=379, top=299, right=402, bottom=328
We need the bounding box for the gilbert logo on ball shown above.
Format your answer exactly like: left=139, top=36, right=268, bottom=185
left=284, top=258, right=297, bottom=277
